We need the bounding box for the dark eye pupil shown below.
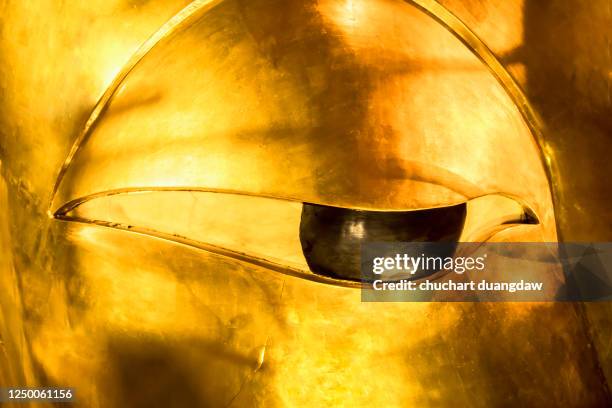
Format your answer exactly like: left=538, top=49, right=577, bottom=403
left=299, top=203, right=467, bottom=282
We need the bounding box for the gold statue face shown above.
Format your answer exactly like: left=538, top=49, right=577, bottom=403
left=0, top=0, right=609, bottom=406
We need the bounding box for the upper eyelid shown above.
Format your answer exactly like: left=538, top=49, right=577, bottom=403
left=53, top=186, right=538, bottom=222
left=53, top=184, right=468, bottom=219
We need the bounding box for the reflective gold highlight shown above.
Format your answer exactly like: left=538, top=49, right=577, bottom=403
left=1, top=0, right=610, bottom=406
left=48, top=0, right=227, bottom=216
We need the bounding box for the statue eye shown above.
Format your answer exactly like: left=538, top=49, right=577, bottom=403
left=299, top=203, right=466, bottom=282
left=59, top=191, right=537, bottom=287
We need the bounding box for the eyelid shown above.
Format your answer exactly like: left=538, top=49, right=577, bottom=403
left=53, top=184, right=469, bottom=218
left=55, top=188, right=538, bottom=289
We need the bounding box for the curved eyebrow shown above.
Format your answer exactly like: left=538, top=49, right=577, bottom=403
left=48, top=0, right=227, bottom=215
left=406, top=0, right=548, bottom=173
left=49, top=0, right=552, bottom=223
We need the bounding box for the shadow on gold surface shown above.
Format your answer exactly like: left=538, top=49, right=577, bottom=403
left=1, top=0, right=610, bottom=406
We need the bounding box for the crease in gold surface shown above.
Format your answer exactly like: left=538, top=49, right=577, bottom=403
left=48, top=0, right=227, bottom=216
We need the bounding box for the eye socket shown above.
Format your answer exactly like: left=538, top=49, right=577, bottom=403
left=299, top=203, right=466, bottom=282
left=57, top=190, right=538, bottom=286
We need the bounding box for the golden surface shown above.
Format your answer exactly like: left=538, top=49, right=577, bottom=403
left=50, top=0, right=553, bottom=217
left=0, top=0, right=610, bottom=407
